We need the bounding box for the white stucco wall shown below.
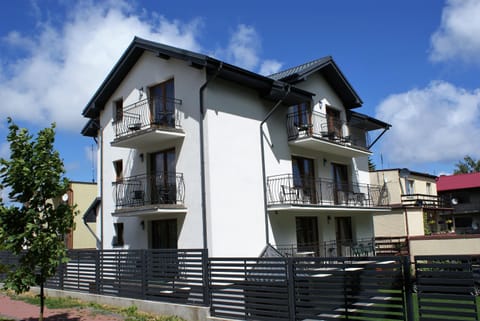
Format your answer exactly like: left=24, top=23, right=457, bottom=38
left=97, top=52, right=205, bottom=250
left=203, top=79, right=272, bottom=257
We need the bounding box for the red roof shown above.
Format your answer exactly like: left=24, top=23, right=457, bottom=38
left=436, top=172, right=480, bottom=192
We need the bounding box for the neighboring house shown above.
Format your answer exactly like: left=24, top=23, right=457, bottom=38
left=81, top=37, right=390, bottom=257
left=369, top=169, right=447, bottom=238
left=371, top=169, right=480, bottom=257
left=62, top=181, right=99, bottom=249
left=437, top=172, right=480, bottom=234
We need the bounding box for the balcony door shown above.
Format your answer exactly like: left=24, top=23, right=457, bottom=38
left=332, top=163, right=349, bottom=204
left=335, top=216, right=353, bottom=256
left=150, top=149, right=176, bottom=204
left=326, top=107, right=342, bottom=139
left=150, top=79, right=175, bottom=127
left=151, top=219, right=177, bottom=249
left=296, top=217, right=319, bottom=254
left=292, top=156, right=317, bottom=203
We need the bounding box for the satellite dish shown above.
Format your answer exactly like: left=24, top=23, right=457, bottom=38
left=62, top=193, right=69, bottom=202
left=451, top=197, right=458, bottom=205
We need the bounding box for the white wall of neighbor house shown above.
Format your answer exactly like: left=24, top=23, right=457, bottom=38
left=410, top=237, right=480, bottom=256
left=202, top=78, right=274, bottom=257
left=97, top=51, right=206, bottom=250
left=373, top=210, right=407, bottom=237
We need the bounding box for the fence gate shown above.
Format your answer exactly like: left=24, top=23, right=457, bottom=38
left=415, top=255, right=479, bottom=321
left=293, top=256, right=407, bottom=321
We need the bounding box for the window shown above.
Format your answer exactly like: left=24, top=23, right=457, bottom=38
left=113, top=222, right=124, bottom=246
left=426, top=182, right=431, bottom=195
left=291, top=156, right=316, bottom=203
left=291, top=102, right=311, bottom=128
left=113, top=160, right=123, bottom=181
left=113, top=99, right=123, bottom=122
left=149, top=79, right=175, bottom=127
left=296, top=217, right=319, bottom=253
left=150, top=149, right=176, bottom=204
left=406, top=179, right=415, bottom=195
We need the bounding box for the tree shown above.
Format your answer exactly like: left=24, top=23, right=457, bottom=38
left=0, top=118, right=75, bottom=321
left=454, top=155, right=480, bottom=174
left=368, top=156, right=376, bottom=171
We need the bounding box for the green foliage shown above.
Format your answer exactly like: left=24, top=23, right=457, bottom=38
left=368, top=156, right=376, bottom=171
left=454, top=155, right=480, bottom=174
left=0, top=118, right=75, bottom=295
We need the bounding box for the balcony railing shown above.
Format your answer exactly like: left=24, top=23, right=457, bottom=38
left=286, top=110, right=369, bottom=149
left=274, top=238, right=376, bottom=257
left=113, top=98, right=182, bottom=138
left=267, top=174, right=389, bottom=207
left=401, top=194, right=451, bottom=208
left=113, top=172, right=185, bottom=210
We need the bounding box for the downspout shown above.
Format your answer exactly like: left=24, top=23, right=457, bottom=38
left=260, top=85, right=291, bottom=246
left=99, top=128, right=104, bottom=250
left=199, top=62, right=223, bottom=250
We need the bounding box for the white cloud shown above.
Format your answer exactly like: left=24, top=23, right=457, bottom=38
left=0, top=1, right=203, bottom=132
left=216, top=24, right=283, bottom=74
left=259, top=59, right=283, bottom=76
left=430, top=0, right=480, bottom=63
left=224, top=24, right=260, bottom=70
left=375, top=81, right=480, bottom=165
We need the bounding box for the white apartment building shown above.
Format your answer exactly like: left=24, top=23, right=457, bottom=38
left=81, top=37, right=390, bottom=257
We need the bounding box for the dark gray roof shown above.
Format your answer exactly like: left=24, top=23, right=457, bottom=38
left=269, top=57, right=363, bottom=108
left=269, top=57, right=332, bottom=81
left=81, top=37, right=314, bottom=124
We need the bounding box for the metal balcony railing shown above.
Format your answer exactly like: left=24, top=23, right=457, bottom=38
left=286, top=110, right=369, bottom=149
left=267, top=174, right=389, bottom=207
left=401, top=194, right=451, bottom=208
left=113, top=98, right=182, bottom=138
left=274, top=238, right=376, bottom=258
left=113, top=172, right=185, bottom=209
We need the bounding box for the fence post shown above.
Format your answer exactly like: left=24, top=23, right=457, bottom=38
left=402, top=256, right=415, bottom=321
left=287, top=257, right=296, bottom=321
left=142, top=249, right=147, bottom=300
left=202, top=249, right=210, bottom=306
left=95, top=250, right=101, bottom=294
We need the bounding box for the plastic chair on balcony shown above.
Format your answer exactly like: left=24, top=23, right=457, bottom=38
left=280, top=185, right=302, bottom=203
left=131, top=189, right=144, bottom=206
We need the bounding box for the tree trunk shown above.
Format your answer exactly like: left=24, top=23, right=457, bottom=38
left=40, top=281, right=44, bottom=321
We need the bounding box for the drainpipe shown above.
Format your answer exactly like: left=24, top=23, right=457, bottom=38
left=260, top=85, right=291, bottom=246
left=99, top=128, right=104, bottom=250
left=199, top=62, right=223, bottom=251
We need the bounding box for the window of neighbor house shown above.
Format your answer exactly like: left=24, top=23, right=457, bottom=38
left=426, top=182, right=431, bottom=195
left=113, top=98, right=123, bottom=122
left=113, top=222, right=124, bottom=246
left=113, top=160, right=123, bottom=181
left=406, top=179, right=414, bottom=195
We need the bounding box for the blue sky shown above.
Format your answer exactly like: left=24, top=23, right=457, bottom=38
left=0, top=0, right=479, bottom=185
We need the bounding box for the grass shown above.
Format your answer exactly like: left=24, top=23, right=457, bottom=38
left=2, top=290, right=186, bottom=321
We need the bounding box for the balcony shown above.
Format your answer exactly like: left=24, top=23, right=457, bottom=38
left=286, top=110, right=371, bottom=157
left=274, top=238, right=376, bottom=257
left=112, top=98, right=184, bottom=150
left=401, top=194, right=451, bottom=208
left=267, top=174, right=389, bottom=211
left=113, top=172, right=186, bottom=216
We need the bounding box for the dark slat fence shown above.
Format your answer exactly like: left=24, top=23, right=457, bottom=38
left=415, top=255, right=480, bottom=321
left=2, top=250, right=480, bottom=321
